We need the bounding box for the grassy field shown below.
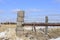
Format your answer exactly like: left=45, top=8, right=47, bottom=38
left=0, top=24, right=60, bottom=40
left=0, top=24, right=16, bottom=32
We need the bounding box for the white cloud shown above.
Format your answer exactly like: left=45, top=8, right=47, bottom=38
left=11, top=9, right=23, bottom=13
left=0, top=10, right=4, bottom=13
left=25, top=8, right=43, bottom=12
left=11, top=8, right=43, bottom=13
left=11, top=8, right=60, bottom=14
left=24, top=8, right=44, bottom=14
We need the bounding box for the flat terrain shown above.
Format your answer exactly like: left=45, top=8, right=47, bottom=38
left=0, top=24, right=16, bottom=32
left=0, top=24, right=60, bottom=40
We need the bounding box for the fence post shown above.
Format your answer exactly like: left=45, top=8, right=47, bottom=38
left=45, top=16, right=48, bottom=40
left=16, top=11, right=24, bottom=37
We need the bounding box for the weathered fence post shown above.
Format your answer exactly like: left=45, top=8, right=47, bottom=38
left=45, top=16, right=48, bottom=35
left=33, top=23, right=36, bottom=34
left=0, top=23, right=1, bottom=27
left=16, top=11, right=24, bottom=37
left=45, top=16, right=48, bottom=40
left=32, top=23, right=36, bottom=32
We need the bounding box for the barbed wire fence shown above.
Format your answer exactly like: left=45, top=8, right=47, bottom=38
left=0, top=11, right=60, bottom=40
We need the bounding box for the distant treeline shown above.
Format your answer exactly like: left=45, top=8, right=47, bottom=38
left=0, top=22, right=16, bottom=24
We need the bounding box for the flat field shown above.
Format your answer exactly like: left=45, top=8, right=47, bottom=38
left=0, top=24, right=60, bottom=40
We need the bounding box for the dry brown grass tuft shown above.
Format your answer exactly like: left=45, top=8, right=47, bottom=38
left=0, top=24, right=16, bottom=32
left=0, top=24, right=60, bottom=40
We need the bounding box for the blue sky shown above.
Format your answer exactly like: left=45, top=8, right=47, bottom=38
left=0, top=0, right=60, bottom=22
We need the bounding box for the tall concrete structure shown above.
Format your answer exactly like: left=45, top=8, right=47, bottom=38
left=16, top=11, right=24, bottom=37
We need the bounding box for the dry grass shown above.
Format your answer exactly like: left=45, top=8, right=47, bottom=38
left=0, top=24, right=16, bottom=32
left=48, top=28, right=60, bottom=39
left=0, top=24, right=60, bottom=40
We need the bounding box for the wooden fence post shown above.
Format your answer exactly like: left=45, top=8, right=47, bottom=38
left=45, top=16, right=48, bottom=40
